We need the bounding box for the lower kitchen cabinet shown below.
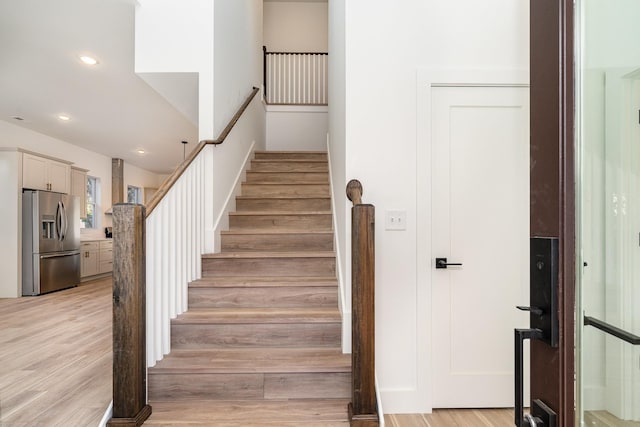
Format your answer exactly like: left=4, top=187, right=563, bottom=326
left=80, top=240, right=113, bottom=279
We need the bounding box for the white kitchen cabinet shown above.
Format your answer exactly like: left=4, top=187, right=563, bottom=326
left=22, top=152, right=71, bottom=193
left=98, top=240, right=113, bottom=274
left=80, top=241, right=100, bottom=277
left=81, top=240, right=113, bottom=279
left=71, top=167, right=88, bottom=219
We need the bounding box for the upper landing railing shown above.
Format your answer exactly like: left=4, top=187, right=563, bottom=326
left=263, top=46, right=328, bottom=105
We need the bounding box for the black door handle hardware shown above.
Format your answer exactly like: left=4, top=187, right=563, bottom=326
left=514, top=329, right=558, bottom=427
left=435, top=257, right=463, bottom=269
left=512, top=238, right=560, bottom=427
left=515, top=328, right=543, bottom=427
left=516, top=306, right=544, bottom=316
left=584, top=316, right=640, bottom=345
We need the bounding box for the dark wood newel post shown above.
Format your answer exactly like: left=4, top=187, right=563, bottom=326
left=346, top=179, right=378, bottom=427
left=108, top=203, right=152, bottom=426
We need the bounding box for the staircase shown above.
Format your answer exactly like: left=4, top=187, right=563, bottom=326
left=145, top=151, right=351, bottom=426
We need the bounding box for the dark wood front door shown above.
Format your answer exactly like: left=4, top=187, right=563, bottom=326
left=528, top=0, right=575, bottom=426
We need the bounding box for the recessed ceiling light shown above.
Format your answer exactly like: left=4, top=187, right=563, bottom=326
left=58, top=115, right=70, bottom=121
left=80, top=55, right=98, bottom=65
left=136, top=149, right=146, bottom=155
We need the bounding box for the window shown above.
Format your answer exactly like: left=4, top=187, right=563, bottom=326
left=83, top=176, right=99, bottom=228
left=127, top=185, right=142, bottom=204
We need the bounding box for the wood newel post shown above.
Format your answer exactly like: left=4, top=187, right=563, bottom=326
left=108, top=204, right=152, bottom=426
left=347, top=179, right=378, bottom=427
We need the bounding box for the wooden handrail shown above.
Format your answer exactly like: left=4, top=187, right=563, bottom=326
left=346, top=179, right=379, bottom=427
left=145, top=86, right=260, bottom=217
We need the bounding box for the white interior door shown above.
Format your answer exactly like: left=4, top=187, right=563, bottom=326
left=431, top=86, right=530, bottom=408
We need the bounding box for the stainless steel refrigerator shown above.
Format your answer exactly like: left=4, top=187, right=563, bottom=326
left=22, top=190, right=81, bottom=296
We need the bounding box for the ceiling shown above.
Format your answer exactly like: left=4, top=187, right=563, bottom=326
left=0, top=0, right=198, bottom=174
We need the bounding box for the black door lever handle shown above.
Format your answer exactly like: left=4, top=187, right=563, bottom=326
left=435, top=257, right=463, bottom=269
left=517, top=305, right=544, bottom=316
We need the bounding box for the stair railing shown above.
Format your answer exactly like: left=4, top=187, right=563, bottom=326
left=108, top=87, right=259, bottom=426
left=346, top=179, right=379, bottom=427
left=263, top=45, right=328, bottom=105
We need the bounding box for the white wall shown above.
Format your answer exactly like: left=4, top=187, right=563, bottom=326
left=135, top=0, right=215, bottom=139
left=213, top=0, right=263, bottom=136
left=265, top=105, right=328, bottom=151
left=264, top=1, right=328, bottom=52
left=329, top=0, right=529, bottom=413
left=328, top=0, right=348, bottom=350
left=124, top=162, right=165, bottom=204
left=0, top=149, right=22, bottom=297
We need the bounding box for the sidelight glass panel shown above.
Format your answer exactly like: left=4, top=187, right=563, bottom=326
left=577, top=0, right=640, bottom=425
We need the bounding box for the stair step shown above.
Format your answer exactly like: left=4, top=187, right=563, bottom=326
left=250, top=160, right=329, bottom=172
left=202, top=251, right=336, bottom=277
left=149, top=372, right=350, bottom=401
left=228, top=211, right=332, bottom=230
left=221, top=230, right=334, bottom=252
left=241, top=183, right=330, bottom=197
left=254, top=151, right=328, bottom=160
left=246, top=171, right=329, bottom=183
left=171, top=308, right=342, bottom=349
left=189, top=276, right=338, bottom=288
left=150, top=348, right=350, bottom=374
left=174, top=307, right=341, bottom=324
left=189, top=284, right=338, bottom=308
left=236, top=196, right=331, bottom=211
left=145, top=399, right=350, bottom=425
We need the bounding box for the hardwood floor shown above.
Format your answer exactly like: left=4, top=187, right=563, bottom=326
left=0, top=278, right=112, bottom=426
left=385, top=409, right=513, bottom=427
left=585, top=411, right=640, bottom=427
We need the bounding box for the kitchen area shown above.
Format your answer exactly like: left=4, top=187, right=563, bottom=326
left=20, top=151, right=114, bottom=295
left=0, top=141, right=163, bottom=299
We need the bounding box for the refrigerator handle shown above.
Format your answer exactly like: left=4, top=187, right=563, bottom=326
left=56, top=201, right=66, bottom=241
left=61, top=201, right=67, bottom=241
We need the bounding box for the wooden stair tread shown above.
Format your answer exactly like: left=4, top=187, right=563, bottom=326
left=149, top=348, right=350, bottom=374
left=251, top=159, right=328, bottom=163
left=229, top=210, right=331, bottom=216
left=221, top=229, right=333, bottom=235
left=175, top=307, right=341, bottom=324
left=202, top=251, right=335, bottom=259
left=254, top=152, right=328, bottom=154
left=237, top=195, right=331, bottom=199
left=190, top=277, right=338, bottom=288
left=246, top=180, right=330, bottom=185
left=243, top=182, right=328, bottom=186
left=146, top=399, right=350, bottom=424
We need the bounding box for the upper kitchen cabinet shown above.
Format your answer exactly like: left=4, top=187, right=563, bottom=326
left=71, top=166, right=89, bottom=219
left=22, top=152, right=71, bottom=193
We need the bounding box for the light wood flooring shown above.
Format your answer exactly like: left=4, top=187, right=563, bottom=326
left=2, top=277, right=637, bottom=427
left=0, top=278, right=112, bottom=426
left=385, top=409, right=513, bottom=427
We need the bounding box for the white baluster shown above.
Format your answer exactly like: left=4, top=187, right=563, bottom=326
left=153, top=212, right=162, bottom=362
left=146, top=215, right=155, bottom=367
left=161, top=201, right=170, bottom=355
left=168, top=190, right=177, bottom=319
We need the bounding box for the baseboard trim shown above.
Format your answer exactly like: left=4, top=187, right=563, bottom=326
left=107, top=404, right=152, bottom=426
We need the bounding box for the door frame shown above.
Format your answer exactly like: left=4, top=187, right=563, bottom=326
left=529, top=0, right=575, bottom=425
left=416, top=68, right=529, bottom=411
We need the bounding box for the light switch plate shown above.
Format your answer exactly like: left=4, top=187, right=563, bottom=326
left=385, top=210, right=406, bottom=230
